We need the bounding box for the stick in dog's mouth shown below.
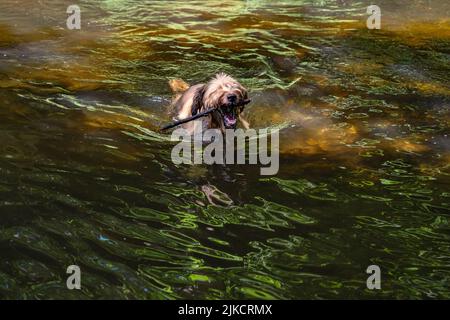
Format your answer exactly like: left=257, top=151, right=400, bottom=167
left=161, top=99, right=251, bottom=132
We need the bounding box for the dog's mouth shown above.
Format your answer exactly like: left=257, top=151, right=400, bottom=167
left=223, top=112, right=237, bottom=128
left=219, top=104, right=238, bottom=129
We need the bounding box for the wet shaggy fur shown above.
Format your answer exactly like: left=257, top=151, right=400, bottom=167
left=169, top=73, right=250, bottom=135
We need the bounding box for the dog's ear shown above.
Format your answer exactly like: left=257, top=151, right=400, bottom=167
left=191, top=85, right=206, bottom=116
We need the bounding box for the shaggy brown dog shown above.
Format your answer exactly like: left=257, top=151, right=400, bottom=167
left=169, top=73, right=250, bottom=135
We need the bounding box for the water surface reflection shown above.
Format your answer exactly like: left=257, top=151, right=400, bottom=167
left=0, top=0, right=449, bottom=299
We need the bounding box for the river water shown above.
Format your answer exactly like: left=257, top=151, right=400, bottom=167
left=0, top=0, right=449, bottom=299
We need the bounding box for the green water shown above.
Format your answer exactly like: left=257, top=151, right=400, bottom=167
left=0, top=0, right=449, bottom=299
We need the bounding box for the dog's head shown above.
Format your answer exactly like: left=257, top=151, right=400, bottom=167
left=193, top=73, right=248, bottom=129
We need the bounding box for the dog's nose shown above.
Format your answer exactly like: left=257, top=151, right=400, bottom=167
left=227, top=94, right=237, bottom=103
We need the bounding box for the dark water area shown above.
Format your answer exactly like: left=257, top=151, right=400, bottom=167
left=0, top=0, right=449, bottom=299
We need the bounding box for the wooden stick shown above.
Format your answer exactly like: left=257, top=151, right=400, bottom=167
left=160, top=109, right=215, bottom=131
left=160, top=99, right=251, bottom=132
